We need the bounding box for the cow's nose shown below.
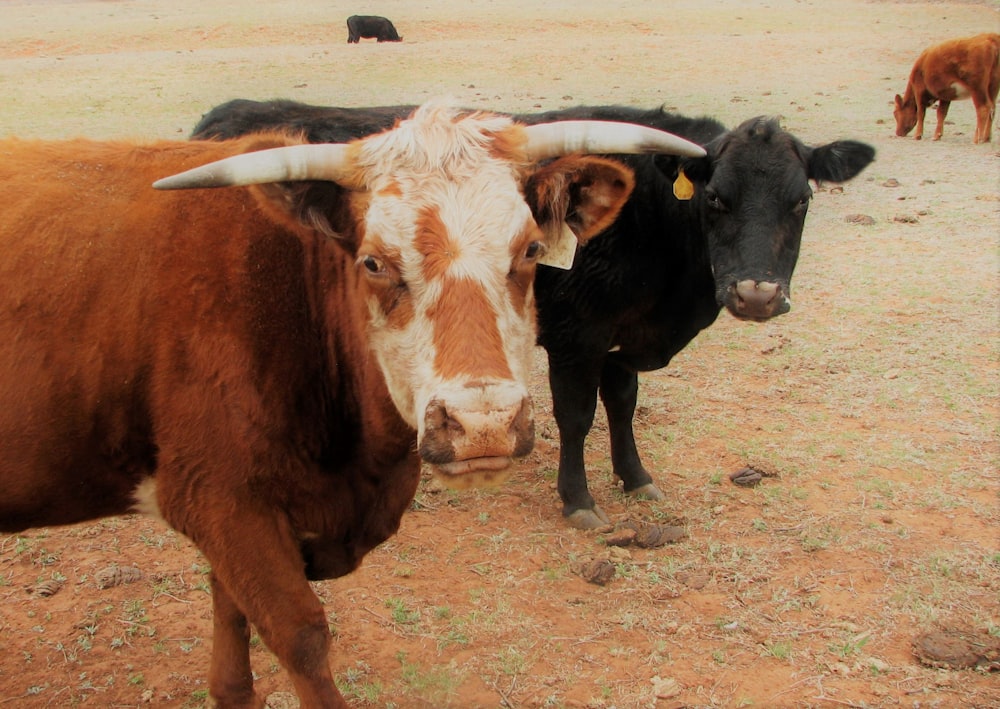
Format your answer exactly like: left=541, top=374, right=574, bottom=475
left=729, top=279, right=790, bottom=319
left=419, top=386, right=534, bottom=465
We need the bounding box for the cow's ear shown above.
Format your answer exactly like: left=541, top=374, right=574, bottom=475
left=806, top=140, right=876, bottom=183
left=250, top=181, right=359, bottom=248
left=526, top=155, right=634, bottom=244
left=675, top=154, right=712, bottom=184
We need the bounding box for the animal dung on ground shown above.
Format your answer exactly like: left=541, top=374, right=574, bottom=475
left=29, top=578, right=64, bottom=598
left=95, top=564, right=143, bottom=589
left=912, top=630, right=1000, bottom=671
left=729, top=466, right=764, bottom=487
left=634, top=523, right=688, bottom=548
left=608, top=519, right=688, bottom=548
left=603, top=527, right=638, bottom=547
left=576, top=558, right=617, bottom=586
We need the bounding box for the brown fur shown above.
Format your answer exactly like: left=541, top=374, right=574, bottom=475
left=0, top=134, right=417, bottom=706
left=526, top=155, right=636, bottom=238
left=894, top=33, right=1000, bottom=143
left=430, top=277, right=512, bottom=380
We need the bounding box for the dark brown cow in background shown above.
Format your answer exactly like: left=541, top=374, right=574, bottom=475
left=0, top=101, right=704, bottom=707
left=893, top=32, right=1000, bottom=143
left=346, top=14, right=401, bottom=43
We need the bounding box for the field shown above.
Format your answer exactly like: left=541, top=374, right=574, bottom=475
left=0, top=1, right=998, bottom=707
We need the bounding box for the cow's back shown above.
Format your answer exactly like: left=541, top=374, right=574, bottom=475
left=192, top=99, right=413, bottom=143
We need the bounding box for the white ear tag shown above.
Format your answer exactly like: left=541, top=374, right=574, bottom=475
left=538, top=221, right=577, bottom=270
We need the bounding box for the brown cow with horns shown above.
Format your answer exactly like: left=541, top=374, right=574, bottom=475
left=0, top=101, right=704, bottom=707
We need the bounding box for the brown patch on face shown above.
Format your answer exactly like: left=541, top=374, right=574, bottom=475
left=488, top=125, right=529, bottom=164
left=507, top=224, right=542, bottom=315
left=429, top=277, right=512, bottom=380
left=377, top=179, right=403, bottom=198
left=415, top=206, right=459, bottom=282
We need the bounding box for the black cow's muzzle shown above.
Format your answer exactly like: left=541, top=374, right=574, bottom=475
left=723, top=279, right=791, bottom=321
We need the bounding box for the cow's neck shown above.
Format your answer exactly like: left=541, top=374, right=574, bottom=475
left=285, top=235, right=419, bottom=579
left=308, top=234, right=415, bottom=461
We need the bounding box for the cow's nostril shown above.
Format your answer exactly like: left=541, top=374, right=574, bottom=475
left=736, top=280, right=780, bottom=305
left=727, top=280, right=789, bottom=319
left=425, top=400, right=448, bottom=429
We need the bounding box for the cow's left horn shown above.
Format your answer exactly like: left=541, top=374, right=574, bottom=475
left=523, top=121, right=706, bottom=161
left=153, top=144, right=355, bottom=190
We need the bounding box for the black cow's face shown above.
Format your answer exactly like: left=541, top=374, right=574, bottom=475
left=685, top=117, right=875, bottom=321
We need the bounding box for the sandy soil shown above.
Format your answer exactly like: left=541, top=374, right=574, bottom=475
left=0, top=1, right=998, bottom=707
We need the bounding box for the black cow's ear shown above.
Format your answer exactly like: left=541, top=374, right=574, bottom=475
left=807, top=141, right=876, bottom=183
left=678, top=155, right=712, bottom=184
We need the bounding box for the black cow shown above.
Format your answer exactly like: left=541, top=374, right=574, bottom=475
left=192, top=99, right=413, bottom=142
left=346, top=15, right=401, bottom=43
left=190, top=99, right=876, bottom=529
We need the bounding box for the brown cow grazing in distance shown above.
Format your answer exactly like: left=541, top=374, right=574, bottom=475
left=894, top=32, right=1000, bottom=143
left=0, top=101, right=704, bottom=708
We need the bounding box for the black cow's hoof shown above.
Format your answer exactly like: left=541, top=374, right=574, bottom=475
left=566, top=506, right=611, bottom=530
left=626, top=483, right=665, bottom=501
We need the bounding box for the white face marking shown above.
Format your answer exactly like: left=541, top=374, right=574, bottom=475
left=352, top=105, right=538, bottom=440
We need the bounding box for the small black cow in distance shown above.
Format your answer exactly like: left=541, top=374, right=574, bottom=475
left=190, top=99, right=876, bottom=529
left=346, top=15, right=401, bottom=43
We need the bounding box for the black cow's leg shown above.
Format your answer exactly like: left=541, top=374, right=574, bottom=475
left=549, top=356, right=609, bottom=529
left=599, top=361, right=662, bottom=502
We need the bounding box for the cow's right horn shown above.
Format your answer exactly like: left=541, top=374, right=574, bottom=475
left=523, top=121, right=706, bottom=161
left=153, top=143, right=356, bottom=190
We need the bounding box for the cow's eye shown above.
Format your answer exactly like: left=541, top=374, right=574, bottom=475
left=524, top=241, right=545, bottom=260
left=705, top=189, right=727, bottom=212
left=794, top=192, right=812, bottom=213
left=360, top=255, right=386, bottom=274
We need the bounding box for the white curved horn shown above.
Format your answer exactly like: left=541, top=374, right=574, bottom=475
left=153, top=143, right=355, bottom=190
left=523, top=120, right=706, bottom=161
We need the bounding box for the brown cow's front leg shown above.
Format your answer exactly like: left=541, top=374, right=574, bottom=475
left=209, top=575, right=262, bottom=709
left=200, top=511, right=347, bottom=709
left=933, top=100, right=951, bottom=140
left=973, top=98, right=994, bottom=143
left=914, top=102, right=927, bottom=140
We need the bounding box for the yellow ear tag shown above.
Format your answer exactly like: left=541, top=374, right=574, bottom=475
left=673, top=168, right=694, bottom=201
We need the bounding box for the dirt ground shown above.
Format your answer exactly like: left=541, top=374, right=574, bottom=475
left=1, top=1, right=998, bottom=707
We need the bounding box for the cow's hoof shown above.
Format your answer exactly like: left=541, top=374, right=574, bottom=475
left=626, top=483, right=665, bottom=501
left=566, top=506, right=611, bottom=530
